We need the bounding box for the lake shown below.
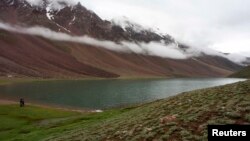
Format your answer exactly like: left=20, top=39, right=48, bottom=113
left=0, top=78, right=245, bottom=109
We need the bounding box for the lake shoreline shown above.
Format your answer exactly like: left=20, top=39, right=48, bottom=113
left=0, top=97, right=102, bottom=113
left=0, top=78, right=246, bottom=110
left=1, top=80, right=249, bottom=140
left=0, top=99, right=16, bottom=105
left=0, top=76, right=228, bottom=86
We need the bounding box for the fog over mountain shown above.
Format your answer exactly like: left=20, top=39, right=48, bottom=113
left=0, top=0, right=246, bottom=78
left=0, top=21, right=247, bottom=64
left=1, top=0, right=249, bottom=63
left=26, top=0, right=249, bottom=56
left=22, top=0, right=250, bottom=59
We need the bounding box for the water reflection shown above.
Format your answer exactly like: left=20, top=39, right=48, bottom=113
left=0, top=78, right=245, bottom=109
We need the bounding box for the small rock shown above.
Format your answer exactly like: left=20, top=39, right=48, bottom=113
left=160, top=114, right=178, bottom=124
left=145, top=127, right=152, bottom=132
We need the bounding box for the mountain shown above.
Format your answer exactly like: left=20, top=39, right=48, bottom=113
left=0, top=0, right=243, bottom=78
left=0, top=0, right=173, bottom=43
left=242, top=57, right=250, bottom=66
left=230, top=66, right=250, bottom=78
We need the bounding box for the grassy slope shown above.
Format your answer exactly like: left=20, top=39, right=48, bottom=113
left=0, top=105, right=129, bottom=141
left=230, top=66, right=250, bottom=78
left=0, top=80, right=250, bottom=141
left=0, top=105, right=79, bottom=141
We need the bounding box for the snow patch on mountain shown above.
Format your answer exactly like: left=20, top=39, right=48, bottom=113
left=46, top=6, right=53, bottom=20
left=8, top=0, right=15, bottom=5
left=69, top=16, right=76, bottom=25
left=54, top=22, right=71, bottom=33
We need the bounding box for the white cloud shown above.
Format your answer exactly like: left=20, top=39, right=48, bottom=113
left=0, top=22, right=187, bottom=59
left=24, top=0, right=250, bottom=56
left=2, top=0, right=250, bottom=64
left=76, top=0, right=250, bottom=56
left=1, top=22, right=248, bottom=64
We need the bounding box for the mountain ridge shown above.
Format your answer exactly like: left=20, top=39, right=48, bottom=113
left=0, top=0, right=244, bottom=78
left=0, top=0, right=174, bottom=44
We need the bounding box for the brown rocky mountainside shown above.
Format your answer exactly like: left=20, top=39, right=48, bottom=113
left=0, top=0, right=243, bottom=78
left=0, top=29, right=241, bottom=78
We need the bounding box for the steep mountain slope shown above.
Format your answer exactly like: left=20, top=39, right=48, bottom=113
left=230, top=66, right=250, bottom=78
left=0, top=0, right=243, bottom=78
left=0, top=0, right=173, bottom=43
left=0, top=30, right=119, bottom=78
left=0, top=29, right=240, bottom=78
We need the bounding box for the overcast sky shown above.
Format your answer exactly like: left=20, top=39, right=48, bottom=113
left=27, top=0, right=250, bottom=56
left=74, top=0, right=249, bottom=56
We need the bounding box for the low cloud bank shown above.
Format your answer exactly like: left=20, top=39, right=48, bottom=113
left=0, top=22, right=187, bottom=59
left=0, top=22, right=247, bottom=64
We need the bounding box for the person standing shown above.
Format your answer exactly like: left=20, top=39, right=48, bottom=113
left=20, top=98, right=25, bottom=107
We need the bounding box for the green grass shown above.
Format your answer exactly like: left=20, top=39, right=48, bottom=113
left=0, top=80, right=250, bottom=141
left=0, top=104, right=130, bottom=141
left=0, top=80, right=9, bottom=85
left=0, top=105, right=81, bottom=141
left=48, top=80, right=250, bottom=141
left=230, top=66, right=250, bottom=78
